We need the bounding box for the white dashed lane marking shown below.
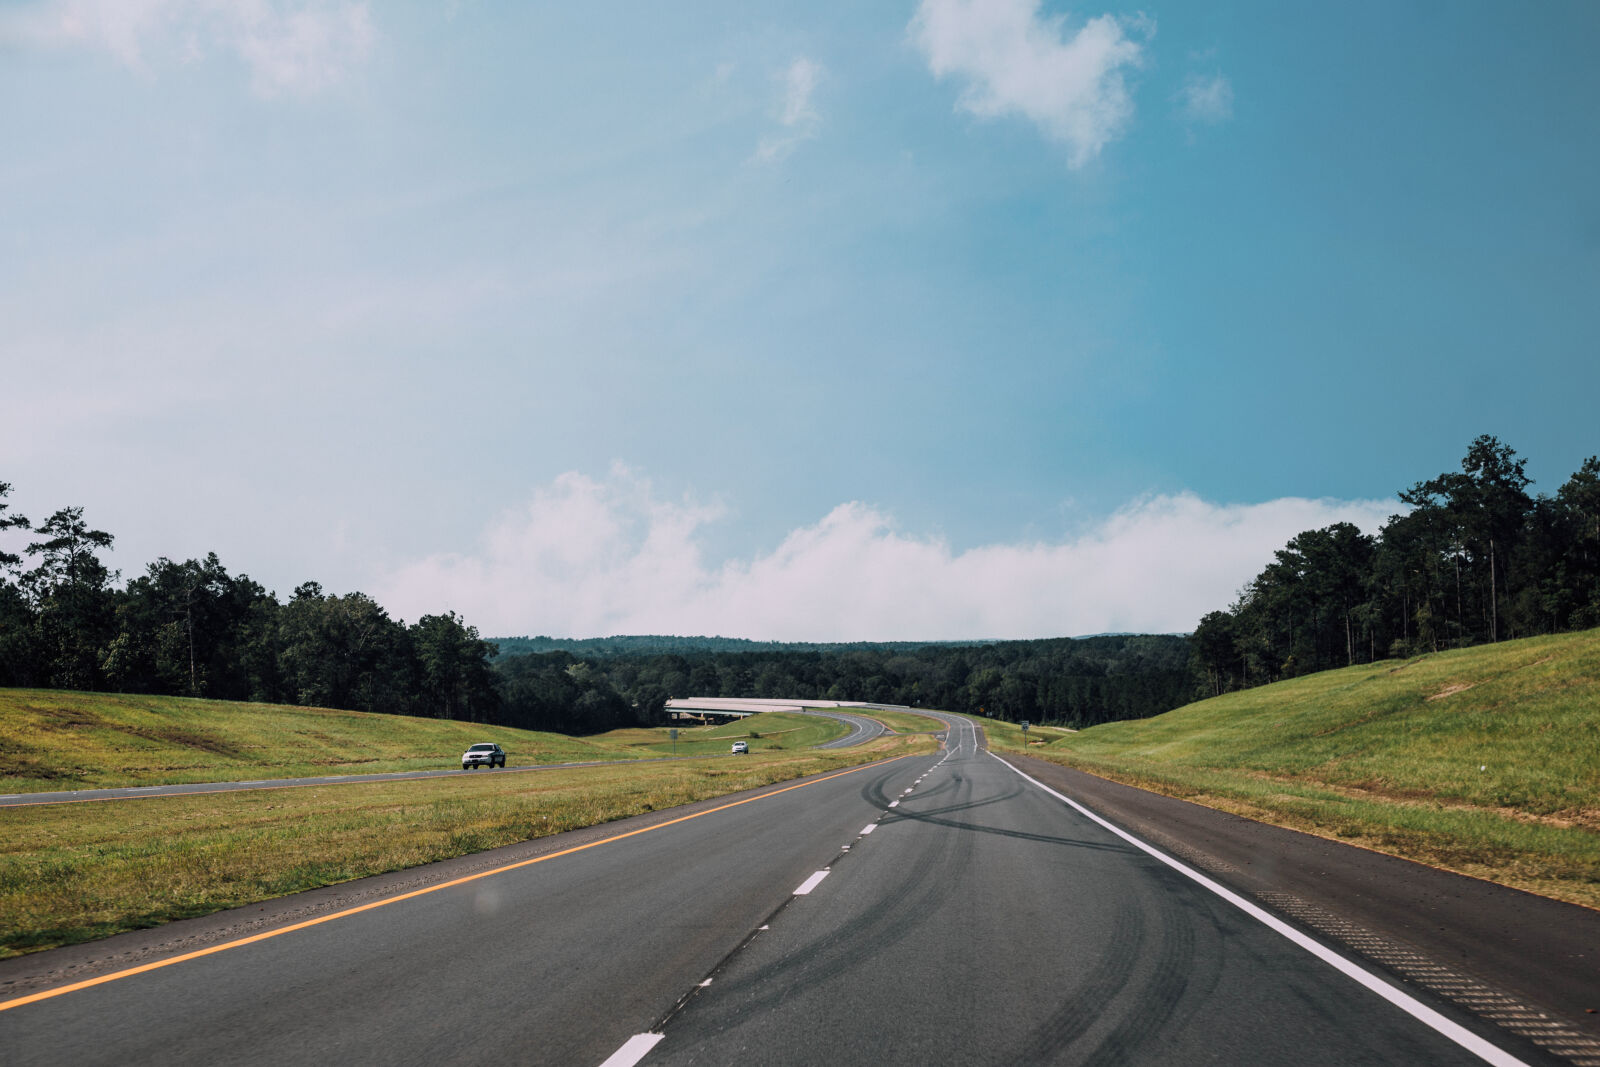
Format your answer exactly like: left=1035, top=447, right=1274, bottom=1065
left=793, top=870, right=830, bottom=896
left=599, top=1033, right=663, bottom=1067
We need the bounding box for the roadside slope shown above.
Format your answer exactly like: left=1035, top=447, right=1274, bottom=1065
left=993, top=627, right=1600, bottom=907
left=0, top=689, right=652, bottom=792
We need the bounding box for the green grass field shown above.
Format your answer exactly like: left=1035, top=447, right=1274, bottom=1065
left=976, top=716, right=1075, bottom=752
left=851, top=707, right=953, bottom=734
left=0, top=690, right=662, bottom=792
left=995, top=627, right=1600, bottom=908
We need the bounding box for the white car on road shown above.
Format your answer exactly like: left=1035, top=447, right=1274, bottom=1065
left=462, top=743, right=506, bottom=770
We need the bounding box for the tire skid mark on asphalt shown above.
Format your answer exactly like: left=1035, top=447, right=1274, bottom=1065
left=0, top=755, right=915, bottom=1015
left=1041, top=773, right=1600, bottom=1066
left=620, top=752, right=955, bottom=1064
left=993, top=754, right=1535, bottom=1067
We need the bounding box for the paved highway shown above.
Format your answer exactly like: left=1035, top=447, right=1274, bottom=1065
left=798, top=708, right=887, bottom=748
left=0, top=724, right=1548, bottom=1066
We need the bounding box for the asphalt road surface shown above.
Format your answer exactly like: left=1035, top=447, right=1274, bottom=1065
left=797, top=708, right=887, bottom=748
left=0, top=723, right=1553, bottom=1066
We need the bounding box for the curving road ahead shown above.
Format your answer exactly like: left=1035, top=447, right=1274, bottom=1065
left=797, top=708, right=886, bottom=748
left=0, top=723, right=1552, bottom=1067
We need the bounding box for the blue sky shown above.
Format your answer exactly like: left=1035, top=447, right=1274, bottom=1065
left=4, top=1, right=1597, bottom=639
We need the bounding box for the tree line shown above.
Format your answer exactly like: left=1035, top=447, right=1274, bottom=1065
left=491, top=634, right=983, bottom=659
left=1190, top=437, right=1600, bottom=696
left=0, top=485, right=500, bottom=721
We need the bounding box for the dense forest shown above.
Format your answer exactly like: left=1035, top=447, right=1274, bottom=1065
left=0, top=479, right=1190, bottom=731
left=490, top=635, right=985, bottom=659
left=493, top=634, right=1191, bottom=733
left=1190, top=437, right=1600, bottom=696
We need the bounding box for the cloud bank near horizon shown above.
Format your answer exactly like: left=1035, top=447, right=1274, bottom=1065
left=377, top=469, right=1397, bottom=641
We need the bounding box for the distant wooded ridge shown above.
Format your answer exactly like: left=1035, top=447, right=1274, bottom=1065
left=488, top=635, right=998, bottom=658
left=488, top=633, right=1181, bottom=658
left=490, top=633, right=1193, bottom=733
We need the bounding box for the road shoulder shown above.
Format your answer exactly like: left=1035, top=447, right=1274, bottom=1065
left=1003, top=753, right=1600, bottom=1052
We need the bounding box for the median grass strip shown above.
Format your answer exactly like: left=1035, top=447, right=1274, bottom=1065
left=594, top=713, right=847, bottom=756
left=998, top=627, right=1600, bottom=908
left=0, top=733, right=932, bottom=958
left=852, top=708, right=956, bottom=734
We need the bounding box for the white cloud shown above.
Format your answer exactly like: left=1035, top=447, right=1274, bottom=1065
left=5, top=0, right=374, bottom=96
left=780, top=56, right=821, bottom=126
left=908, top=0, right=1150, bottom=167
left=754, top=56, right=824, bottom=164
left=1178, top=72, right=1233, bottom=124
left=376, top=468, right=1398, bottom=640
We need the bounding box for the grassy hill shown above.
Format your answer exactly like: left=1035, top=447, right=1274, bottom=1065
left=0, top=690, right=858, bottom=793
left=989, top=627, right=1600, bottom=908
left=0, top=690, right=660, bottom=792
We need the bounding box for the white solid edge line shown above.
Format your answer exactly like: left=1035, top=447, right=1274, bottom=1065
left=598, top=1032, right=664, bottom=1067
left=794, top=870, right=831, bottom=895
left=988, top=754, right=1530, bottom=1067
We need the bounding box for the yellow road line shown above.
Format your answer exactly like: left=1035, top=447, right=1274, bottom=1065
left=0, top=754, right=912, bottom=1013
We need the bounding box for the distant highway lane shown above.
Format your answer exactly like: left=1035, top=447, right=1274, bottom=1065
left=800, top=708, right=886, bottom=747
left=0, top=757, right=688, bottom=808
left=0, top=726, right=1550, bottom=1066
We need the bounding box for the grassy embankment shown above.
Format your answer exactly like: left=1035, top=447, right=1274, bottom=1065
left=0, top=690, right=645, bottom=791
left=0, top=689, right=860, bottom=792
left=0, top=691, right=934, bottom=957
left=987, top=628, right=1600, bottom=908
left=597, top=714, right=847, bottom=756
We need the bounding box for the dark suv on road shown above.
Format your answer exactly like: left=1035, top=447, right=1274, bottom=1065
left=462, top=743, right=506, bottom=770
